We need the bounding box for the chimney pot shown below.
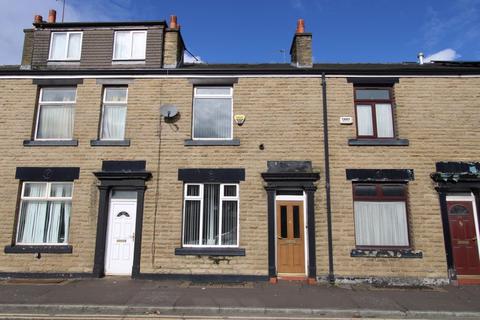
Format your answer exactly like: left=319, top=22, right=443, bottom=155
left=48, top=9, right=56, bottom=23
left=296, top=19, right=305, bottom=33
left=170, top=15, right=178, bottom=29
left=34, top=15, right=43, bottom=24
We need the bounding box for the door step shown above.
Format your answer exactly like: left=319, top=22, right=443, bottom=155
left=456, top=275, right=480, bottom=285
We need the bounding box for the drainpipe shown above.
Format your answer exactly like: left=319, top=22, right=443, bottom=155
left=322, top=73, right=335, bottom=284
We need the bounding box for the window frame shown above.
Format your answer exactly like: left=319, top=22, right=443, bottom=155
left=354, top=87, right=395, bottom=139
left=352, top=183, right=411, bottom=249
left=191, top=86, right=234, bottom=141
left=182, top=183, right=240, bottom=248
left=15, top=181, right=74, bottom=246
left=48, top=32, right=83, bottom=61
left=99, top=86, right=129, bottom=141
left=112, top=30, right=147, bottom=61
left=34, top=87, right=77, bottom=141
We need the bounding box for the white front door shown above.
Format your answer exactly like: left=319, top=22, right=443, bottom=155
left=105, top=199, right=137, bottom=275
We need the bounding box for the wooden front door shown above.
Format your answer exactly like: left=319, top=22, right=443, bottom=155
left=447, top=201, right=480, bottom=275
left=276, top=201, right=305, bottom=274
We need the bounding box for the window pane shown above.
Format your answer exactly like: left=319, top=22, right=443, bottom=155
left=50, top=183, right=73, bottom=198
left=381, top=185, right=405, bottom=197
left=354, top=201, right=409, bottom=246
left=187, top=185, right=200, bottom=197
left=280, top=206, right=287, bottom=238
left=67, top=33, right=81, bottom=59
left=224, top=185, right=237, bottom=197
left=356, top=105, right=373, bottom=136
left=17, top=200, right=71, bottom=244
left=196, top=87, right=231, bottom=96
left=355, top=89, right=390, bottom=100
left=354, top=185, right=377, bottom=197
left=111, top=190, right=136, bottom=199
left=449, top=205, right=469, bottom=215
left=23, top=183, right=47, bottom=197
left=184, top=200, right=201, bottom=245
left=222, top=200, right=238, bottom=245
left=202, top=184, right=220, bottom=245
left=104, top=88, right=127, bottom=102
left=375, top=104, right=394, bottom=138
left=41, top=88, right=76, bottom=102
left=114, top=32, right=130, bottom=59
left=37, top=105, right=74, bottom=139
left=131, top=32, right=146, bottom=59
left=193, top=98, right=232, bottom=139
left=50, top=33, right=67, bottom=60
left=101, top=105, right=126, bottom=140
left=293, top=205, right=300, bottom=238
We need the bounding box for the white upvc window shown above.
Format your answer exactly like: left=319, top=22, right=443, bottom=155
left=49, top=32, right=83, bottom=61
left=35, top=87, right=76, bottom=140
left=183, top=183, right=239, bottom=247
left=192, top=87, right=233, bottom=140
left=100, top=87, right=128, bottom=140
left=16, top=182, right=73, bottom=245
left=113, top=30, right=147, bottom=60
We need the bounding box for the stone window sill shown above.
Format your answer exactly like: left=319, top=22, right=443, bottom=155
left=4, top=245, right=73, bottom=254
left=350, top=248, right=423, bottom=259
left=184, top=139, right=240, bottom=146
left=175, top=247, right=245, bottom=256
left=23, top=140, right=78, bottom=147
left=348, top=138, right=409, bottom=146
left=90, top=139, right=130, bottom=147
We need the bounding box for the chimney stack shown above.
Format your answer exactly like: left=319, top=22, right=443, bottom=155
left=290, top=18, right=312, bottom=68
left=163, top=15, right=185, bottom=68
left=34, top=15, right=43, bottom=24
left=48, top=9, right=57, bottom=23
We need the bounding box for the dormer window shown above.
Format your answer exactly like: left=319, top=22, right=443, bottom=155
left=113, top=31, right=147, bottom=60
left=49, top=32, right=82, bottom=61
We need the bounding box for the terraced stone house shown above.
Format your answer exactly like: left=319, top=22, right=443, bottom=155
left=1, top=10, right=480, bottom=285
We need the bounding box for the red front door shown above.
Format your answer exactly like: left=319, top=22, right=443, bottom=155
left=447, top=201, right=480, bottom=275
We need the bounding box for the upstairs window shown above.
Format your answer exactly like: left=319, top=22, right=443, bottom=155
left=100, top=87, right=128, bottom=140
left=35, top=87, right=76, bottom=140
left=49, top=32, right=82, bottom=61
left=16, top=182, right=73, bottom=245
left=355, top=88, right=394, bottom=138
left=353, top=183, right=409, bottom=248
left=192, top=87, right=233, bottom=140
left=183, top=183, right=239, bottom=247
left=113, top=31, right=147, bottom=60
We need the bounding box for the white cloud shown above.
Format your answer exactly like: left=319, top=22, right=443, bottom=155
left=424, top=48, right=461, bottom=62
left=183, top=52, right=204, bottom=64
left=0, top=0, right=127, bottom=65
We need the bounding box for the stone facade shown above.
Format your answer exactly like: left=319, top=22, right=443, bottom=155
left=1, top=17, right=479, bottom=284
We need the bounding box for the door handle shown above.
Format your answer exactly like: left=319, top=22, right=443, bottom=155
left=473, top=237, right=477, bottom=242
left=131, top=233, right=135, bottom=241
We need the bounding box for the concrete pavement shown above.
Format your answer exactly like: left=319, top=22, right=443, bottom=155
left=0, top=277, right=478, bottom=319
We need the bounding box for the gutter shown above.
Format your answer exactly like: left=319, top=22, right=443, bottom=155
left=322, top=73, right=335, bottom=284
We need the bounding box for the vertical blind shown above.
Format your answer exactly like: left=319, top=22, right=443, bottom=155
left=50, top=32, right=82, bottom=60
left=114, top=31, right=147, bottom=60
left=193, top=87, right=232, bottom=139
left=183, top=183, right=238, bottom=246
left=17, top=182, right=72, bottom=244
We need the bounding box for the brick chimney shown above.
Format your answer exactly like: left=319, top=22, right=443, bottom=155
left=48, top=9, right=57, bottom=23
left=290, top=19, right=312, bottom=68
left=163, top=15, right=185, bottom=68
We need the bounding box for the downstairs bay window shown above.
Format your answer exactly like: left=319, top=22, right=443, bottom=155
left=183, top=183, right=239, bottom=247
left=16, top=182, right=73, bottom=245
left=353, top=183, right=410, bottom=248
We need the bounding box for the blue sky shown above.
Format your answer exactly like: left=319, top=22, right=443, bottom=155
left=1, top=0, right=479, bottom=64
